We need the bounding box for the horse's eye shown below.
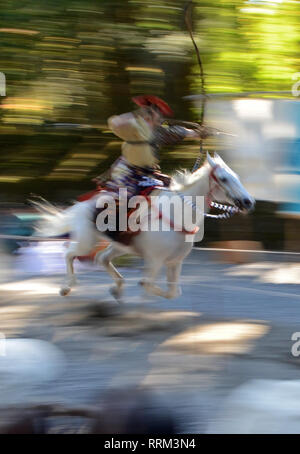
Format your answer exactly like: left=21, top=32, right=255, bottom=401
left=220, top=177, right=228, bottom=183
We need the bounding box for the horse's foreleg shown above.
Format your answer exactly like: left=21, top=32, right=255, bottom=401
left=141, top=261, right=182, bottom=300
left=95, top=244, right=125, bottom=302
left=165, top=262, right=182, bottom=299
left=60, top=247, right=78, bottom=296
left=140, top=260, right=166, bottom=298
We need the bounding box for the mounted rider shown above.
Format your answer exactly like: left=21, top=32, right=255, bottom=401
left=95, top=95, right=210, bottom=199
left=79, top=95, right=212, bottom=244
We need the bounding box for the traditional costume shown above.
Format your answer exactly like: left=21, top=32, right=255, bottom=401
left=78, top=96, right=198, bottom=244
left=102, top=95, right=189, bottom=197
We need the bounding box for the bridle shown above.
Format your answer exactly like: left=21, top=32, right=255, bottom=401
left=175, top=164, right=240, bottom=222
left=144, top=164, right=240, bottom=236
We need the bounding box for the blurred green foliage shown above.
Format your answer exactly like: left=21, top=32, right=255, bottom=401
left=0, top=0, right=298, bottom=200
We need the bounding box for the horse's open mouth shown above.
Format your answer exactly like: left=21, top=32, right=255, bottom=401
left=233, top=198, right=255, bottom=213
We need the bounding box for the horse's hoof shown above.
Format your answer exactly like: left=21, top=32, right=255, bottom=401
left=139, top=279, right=146, bottom=287
left=169, top=289, right=182, bottom=299
left=60, top=287, right=71, bottom=296
left=109, top=286, right=123, bottom=303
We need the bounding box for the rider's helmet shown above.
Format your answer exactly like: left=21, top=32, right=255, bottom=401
left=132, top=95, right=173, bottom=117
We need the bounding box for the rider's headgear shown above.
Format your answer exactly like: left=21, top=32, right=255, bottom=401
left=132, top=95, right=173, bottom=117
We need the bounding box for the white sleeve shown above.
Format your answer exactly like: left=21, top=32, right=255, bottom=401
left=108, top=113, right=152, bottom=141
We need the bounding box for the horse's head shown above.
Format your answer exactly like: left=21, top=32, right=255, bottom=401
left=206, top=152, right=255, bottom=212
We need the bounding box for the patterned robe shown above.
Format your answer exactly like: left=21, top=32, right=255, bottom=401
left=104, top=112, right=187, bottom=196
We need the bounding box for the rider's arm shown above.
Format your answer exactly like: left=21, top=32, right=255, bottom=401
left=154, top=124, right=208, bottom=146
left=108, top=113, right=136, bottom=138
left=182, top=128, right=199, bottom=139
left=182, top=126, right=211, bottom=140
left=108, top=113, right=151, bottom=141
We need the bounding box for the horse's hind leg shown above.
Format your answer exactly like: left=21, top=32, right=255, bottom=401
left=95, top=244, right=125, bottom=302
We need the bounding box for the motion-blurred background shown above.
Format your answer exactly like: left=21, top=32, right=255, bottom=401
left=0, top=0, right=300, bottom=435
left=0, top=0, right=299, bottom=251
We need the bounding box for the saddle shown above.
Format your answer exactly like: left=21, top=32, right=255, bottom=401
left=88, top=172, right=171, bottom=246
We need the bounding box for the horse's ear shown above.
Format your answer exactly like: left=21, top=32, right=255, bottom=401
left=206, top=152, right=215, bottom=168
left=213, top=152, right=222, bottom=163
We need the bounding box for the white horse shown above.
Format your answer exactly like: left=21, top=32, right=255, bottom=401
left=35, top=153, right=255, bottom=301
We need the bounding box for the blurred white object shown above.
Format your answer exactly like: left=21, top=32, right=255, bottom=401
left=0, top=339, right=65, bottom=405
left=207, top=379, right=300, bottom=434
left=15, top=241, right=66, bottom=275
left=233, top=99, right=273, bottom=120
left=192, top=97, right=300, bottom=203
left=15, top=241, right=96, bottom=276
left=0, top=339, right=65, bottom=383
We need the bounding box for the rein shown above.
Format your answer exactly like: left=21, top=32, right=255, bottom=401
left=206, top=201, right=239, bottom=219
left=142, top=192, right=199, bottom=235
left=176, top=191, right=239, bottom=221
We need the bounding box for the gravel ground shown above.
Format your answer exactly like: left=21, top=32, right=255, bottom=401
left=0, top=248, right=300, bottom=433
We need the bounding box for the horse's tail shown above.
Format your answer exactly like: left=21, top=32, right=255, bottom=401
left=31, top=198, right=91, bottom=238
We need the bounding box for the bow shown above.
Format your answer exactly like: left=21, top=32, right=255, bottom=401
left=184, top=1, right=207, bottom=171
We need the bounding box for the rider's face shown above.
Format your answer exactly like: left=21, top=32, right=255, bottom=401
left=138, top=107, right=162, bottom=128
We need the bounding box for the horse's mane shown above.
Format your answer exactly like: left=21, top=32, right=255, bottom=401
left=170, top=162, right=209, bottom=191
